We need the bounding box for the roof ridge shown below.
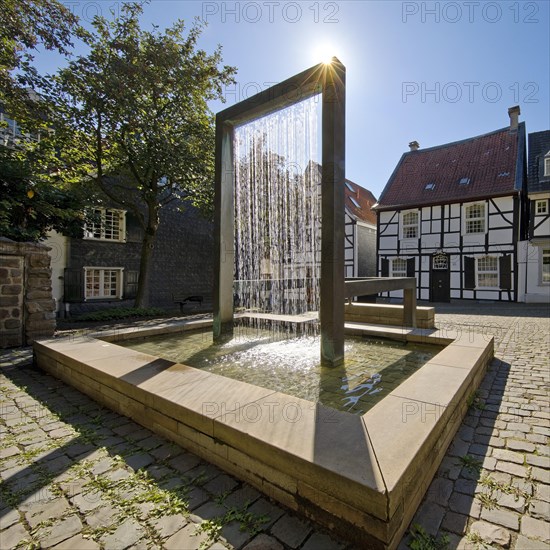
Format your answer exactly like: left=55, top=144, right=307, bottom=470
left=403, top=125, right=513, bottom=155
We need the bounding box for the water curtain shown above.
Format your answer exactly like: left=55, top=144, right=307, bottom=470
left=233, top=97, right=321, bottom=316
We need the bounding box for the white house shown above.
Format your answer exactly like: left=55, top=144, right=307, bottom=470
left=344, top=179, right=378, bottom=278
left=374, top=106, right=528, bottom=302
left=518, top=130, right=550, bottom=302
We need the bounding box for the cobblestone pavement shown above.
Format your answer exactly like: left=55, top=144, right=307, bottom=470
left=0, top=302, right=549, bottom=550
left=403, top=302, right=550, bottom=550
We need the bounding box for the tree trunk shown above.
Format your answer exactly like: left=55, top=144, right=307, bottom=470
left=134, top=203, right=159, bottom=308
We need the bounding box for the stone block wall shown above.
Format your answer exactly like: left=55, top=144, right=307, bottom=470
left=0, top=238, right=56, bottom=348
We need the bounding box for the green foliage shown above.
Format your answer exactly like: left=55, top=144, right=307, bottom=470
left=44, top=2, right=236, bottom=306
left=0, top=0, right=80, bottom=105
left=467, top=390, right=486, bottom=411
left=456, top=454, right=483, bottom=474
left=0, top=146, right=86, bottom=241
left=72, top=307, right=165, bottom=322
left=409, top=524, right=449, bottom=550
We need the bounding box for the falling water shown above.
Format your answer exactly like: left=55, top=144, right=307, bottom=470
left=234, top=96, right=321, bottom=316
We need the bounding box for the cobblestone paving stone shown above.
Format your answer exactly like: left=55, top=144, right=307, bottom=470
left=0, top=303, right=548, bottom=549
left=401, top=302, right=550, bottom=550
left=0, top=346, right=348, bottom=549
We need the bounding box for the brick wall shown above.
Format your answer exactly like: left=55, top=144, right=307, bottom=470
left=0, top=238, right=56, bottom=347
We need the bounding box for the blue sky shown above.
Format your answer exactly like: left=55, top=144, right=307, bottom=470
left=47, top=0, right=549, bottom=198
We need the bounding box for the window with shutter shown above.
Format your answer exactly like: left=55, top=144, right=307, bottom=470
left=477, top=256, right=498, bottom=288
left=84, top=267, right=123, bottom=300
left=391, top=258, right=407, bottom=277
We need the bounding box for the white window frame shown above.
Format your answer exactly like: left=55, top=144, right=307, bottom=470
left=401, top=210, right=419, bottom=239
left=536, top=199, right=548, bottom=215
left=84, top=208, right=126, bottom=242
left=84, top=267, right=124, bottom=300
left=391, top=257, right=407, bottom=278
left=464, top=202, right=486, bottom=235
left=544, top=156, right=550, bottom=176
left=476, top=256, right=499, bottom=288
left=541, top=247, right=550, bottom=285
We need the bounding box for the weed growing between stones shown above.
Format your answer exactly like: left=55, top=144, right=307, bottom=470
left=456, top=454, right=483, bottom=474
left=409, top=524, right=450, bottom=550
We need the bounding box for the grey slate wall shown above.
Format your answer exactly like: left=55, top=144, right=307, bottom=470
left=149, top=202, right=214, bottom=309
left=65, top=202, right=214, bottom=314
left=357, top=224, right=377, bottom=277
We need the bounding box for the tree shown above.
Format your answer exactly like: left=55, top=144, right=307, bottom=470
left=0, top=0, right=89, bottom=242
left=0, top=147, right=86, bottom=242
left=0, top=0, right=80, bottom=113
left=48, top=3, right=236, bottom=307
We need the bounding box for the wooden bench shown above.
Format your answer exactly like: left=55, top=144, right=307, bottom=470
left=172, top=294, right=203, bottom=313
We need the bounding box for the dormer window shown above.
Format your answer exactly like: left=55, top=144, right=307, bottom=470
left=459, top=177, right=471, bottom=185
left=424, top=182, right=436, bottom=190
left=349, top=196, right=361, bottom=209
left=544, top=156, right=550, bottom=176
left=401, top=210, right=419, bottom=239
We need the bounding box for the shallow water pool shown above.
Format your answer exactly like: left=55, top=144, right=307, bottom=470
left=118, top=326, right=443, bottom=415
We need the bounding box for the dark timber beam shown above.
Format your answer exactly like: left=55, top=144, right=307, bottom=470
left=320, top=59, right=346, bottom=367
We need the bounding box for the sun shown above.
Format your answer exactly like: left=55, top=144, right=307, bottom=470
left=313, top=43, right=338, bottom=64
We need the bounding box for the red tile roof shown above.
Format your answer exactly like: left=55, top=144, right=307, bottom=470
left=344, top=179, right=377, bottom=225
left=377, top=124, right=525, bottom=210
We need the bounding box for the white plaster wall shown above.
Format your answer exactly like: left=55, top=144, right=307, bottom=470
left=44, top=230, right=68, bottom=314
left=518, top=240, right=550, bottom=303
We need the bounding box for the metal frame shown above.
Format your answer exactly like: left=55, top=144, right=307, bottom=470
left=213, top=58, right=346, bottom=367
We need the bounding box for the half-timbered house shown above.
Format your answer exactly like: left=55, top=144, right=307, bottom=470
left=518, top=130, right=550, bottom=302
left=374, top=106, right=528, bottom=302
left=344, top=180, right=378, bottom=278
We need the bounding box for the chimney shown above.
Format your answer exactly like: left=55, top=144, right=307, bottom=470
left=409, top=140, right=420, bottom=151
left=508, top=105, right=520, bottom=131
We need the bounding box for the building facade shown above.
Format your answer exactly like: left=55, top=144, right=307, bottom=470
left=375, top=107, right=528, bottom=302
left=47, top=201, right=214, bottom=316
left=518, top=130, right=550, bottom=302
left=344, top=179, right=378, bottom=278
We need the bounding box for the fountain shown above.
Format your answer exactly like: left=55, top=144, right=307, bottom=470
left=33, top=59, right=495, bottom=549
left=213, top=58, right=345, bottom=367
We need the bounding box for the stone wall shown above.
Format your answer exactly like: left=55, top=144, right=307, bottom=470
left=0, top=238, right=56, bottom=348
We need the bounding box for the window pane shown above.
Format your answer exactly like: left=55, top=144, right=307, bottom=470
left=478, top=273, right=498, bottom=287
left=402, top=212, right=418, bottom=238
left=403, top=212, right=417, bottom=225
left=403, top=226, right=417, bottom=238
left=477, top=256, right=498, bottom=287
left=465, top=204, right=485, bottom=234
left=84, top=208, right=123, bottom=241
left=85, top=268, right=121, bottom=299
left=392, top=258, right=407, bottom=277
